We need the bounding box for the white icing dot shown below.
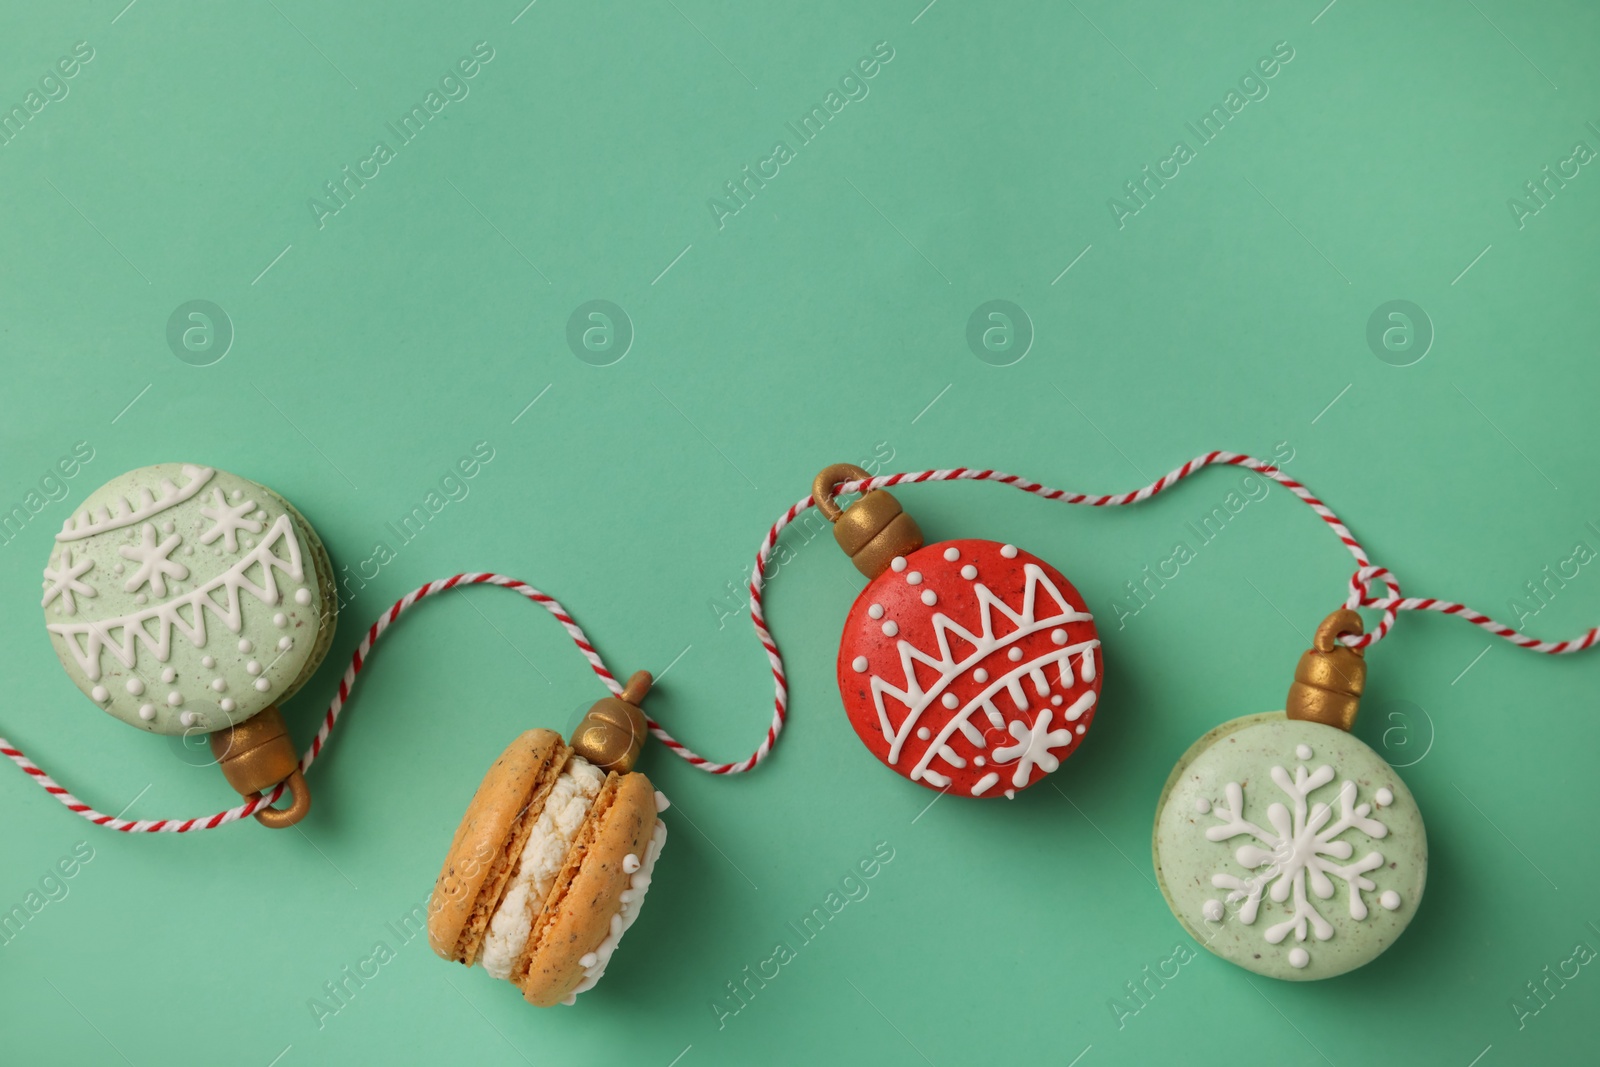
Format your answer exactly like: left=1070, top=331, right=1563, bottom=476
left=1295, top=744, right=1313, bottom=761
left=890, top=556, right=907, bottom=572
left=138, top=704, right=156, bottom=721
left=1051, top=694, right=1063, bottom=706
left=295, top=588, right=312, bottom=606
left=112, top=562, right=124, bottom=576
left=882, top=621, right=898, bottom=637
left=278, top=636, right=293, bottom=652
left=161, top=521, right=174, bottom=534
left=916, top=727, right=931, bottom=741
left=1000, top=544, right=1018, bottom=558
left=253, top=510, right=266, bottom=521
left=255, top=678, right=271, bottom=692
left=974, top=756, right=986, bottom=766
left=621, top=855, right=641, bottom=875
left=921, top=590, right=937, bottom=606
left=167, top=691, right=183, bottom=706
left=273, top=613, right=288, bottom=628
left=91, top=686, right=109, bottom=702
left=1195, top=796, right=1212, bottom=814
left=246, top=661, right=262, bottom=676
left=1380, top=891, right=1401, bottom=911
left=851, top=656, right=869, bottom=673
left=654, top=790, right=670, bottom=812
left=1051, top=628, right=1068, bottom=645
left=238, top=639, right=253, bottom=653
left=580, top=952, right=599, bottom=967
left=161, top=667, right=176, bottom=684
left=134, top=593, right=147, bottom=605
left=220, top=698, right=236, bottom=713
left=125, top=678, right=144, bottom=695
left=941, top=693, right=959, bottom=709
left=230, top=490, right=242, bottom=501
left=180, top=711, right=198, bottom=728
left=212, top=679, right=226, bottom=692
left=1375, top=787, right=1394, bottom=807
left=182, top=545, right=193, bottom=556
left=867, top=603, right=884, bottom=620
left=242, top=537, right=254, bottom=549
left=974, top=668, right=989, bottom=683
left=960, top=564, right=977, bottom=580
left=1202, top=899, right=1224, bottom=922
left=201, top=656, right=216, bottom=669
left=905, top=571, right=922, bottom=586
left=1288, top=948, right=1309, bottom=969
left=1008, top=647, right=1023, bottom=661
left=1075, top=724, right=1086, bottom=734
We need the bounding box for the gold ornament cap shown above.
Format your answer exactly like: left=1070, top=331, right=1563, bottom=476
left=1286, top=609, right=1367, bottom=731
left=571, top=670, right=652, bottom=773
left=813, top=463, right=924, bottom=579
left=209, top=704, right=312, bottom=828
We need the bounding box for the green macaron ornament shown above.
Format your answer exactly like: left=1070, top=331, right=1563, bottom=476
left=1152, top=610, right=1427, bottom=981
left=40, top=463, right=338, bottom=826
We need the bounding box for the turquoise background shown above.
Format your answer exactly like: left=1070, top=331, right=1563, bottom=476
left=2, top=1, right=1597, bottom=1064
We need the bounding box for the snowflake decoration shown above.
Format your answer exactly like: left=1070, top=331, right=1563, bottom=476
left=992, top=709, right=1074, bottom=788
left=1202, top=760, right=1391, bottom=967
left=198, top=488, right=262, bottom=553
left=119, top=522, right=189, bottom=597
left=41, top=547, right=96, bottom=615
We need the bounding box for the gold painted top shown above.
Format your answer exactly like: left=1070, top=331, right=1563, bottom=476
left=812, top=463, right=924, bottom=579
left=1285, top=609, right=1367, bottom=731
left=208, top=704, right=312, bottom=828
left=571, top=670, right=652, bottom=773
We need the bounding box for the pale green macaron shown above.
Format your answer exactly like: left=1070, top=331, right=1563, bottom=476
left=1153, top=712, right=1426, bottom=981
left=41, top=464, right=337, bottom=736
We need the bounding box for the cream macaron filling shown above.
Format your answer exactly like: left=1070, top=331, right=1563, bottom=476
left=480, top=756, right=606, bottom=980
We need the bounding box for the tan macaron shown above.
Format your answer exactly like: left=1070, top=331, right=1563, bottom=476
left=428, top=728, right=667, bottom=1007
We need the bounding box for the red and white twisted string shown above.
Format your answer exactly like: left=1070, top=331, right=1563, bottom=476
left=6, top=451, right=1597, bottom=831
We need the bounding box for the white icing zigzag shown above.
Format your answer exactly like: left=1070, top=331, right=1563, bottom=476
left=867, top=563, right=1099, bottom=787
left=56, top=465, right=215, bottom=542
left=47, top=514, right=305, bottom=681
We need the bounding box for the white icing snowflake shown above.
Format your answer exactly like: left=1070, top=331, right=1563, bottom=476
left=992, top=709, right=1074, bottom=788
left=198, top=488, right=263, bottom=553
left=41, top=547, right=96, bottom=615
left=119, top=522, right=189, bottom=597
left=1203, top=762, right=1389, bottom=966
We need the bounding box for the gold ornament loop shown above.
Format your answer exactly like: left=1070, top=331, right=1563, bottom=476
left=812, top=463, right=870, bottom=523
left=251, top=767, right=312, bottom=828
left=1313, top=608, right=1366, bottom=652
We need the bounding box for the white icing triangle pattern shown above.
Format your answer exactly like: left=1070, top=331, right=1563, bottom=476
left=867, top=562, right=1099, bottom=778
left=46, top=514, right=305, bottom=681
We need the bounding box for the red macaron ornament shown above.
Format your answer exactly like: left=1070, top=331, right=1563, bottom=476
left=815, top=465, right=1103, bottom=799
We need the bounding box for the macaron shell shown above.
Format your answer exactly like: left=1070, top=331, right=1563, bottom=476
left=1153, top=714, right=1427, bottom=981
left=257, top=487, right=338, bottom=707
left=42, top=463, right=336, bottom=735
left=428, top=729, right=567, bottom=964
left=520, top=770, right=657, bottom=1007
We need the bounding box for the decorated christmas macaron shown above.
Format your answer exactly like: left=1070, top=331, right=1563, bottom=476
left=816, top=465, right=1102, bottom=798
left=41, top=463, right=337, bottom=824
left=1153, top=611, right=1427, bottom=980
left=429, top=673, right=667, bottom=1007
